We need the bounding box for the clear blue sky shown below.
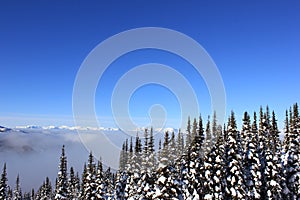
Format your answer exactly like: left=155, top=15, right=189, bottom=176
left=0, top=0, right=299, bottom=129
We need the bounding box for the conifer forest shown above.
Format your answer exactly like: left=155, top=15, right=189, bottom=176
left=1, top=103, right=300, bottom=200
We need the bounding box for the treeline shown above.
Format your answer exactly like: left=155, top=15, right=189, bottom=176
left=0, top=104, right=300, bottom=199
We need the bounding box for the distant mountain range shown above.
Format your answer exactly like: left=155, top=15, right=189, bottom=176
left=0, top=125, right=178, bottom=133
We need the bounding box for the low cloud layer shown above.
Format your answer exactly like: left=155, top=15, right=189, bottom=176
left=0, top=127, right=123, bottom=192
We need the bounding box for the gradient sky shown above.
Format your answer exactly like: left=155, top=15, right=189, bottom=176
left=0, top=0, right=299, bottom=129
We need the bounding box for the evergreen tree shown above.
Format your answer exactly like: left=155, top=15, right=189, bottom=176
left=148, top=127, right=156, bottom=171
left=197, top=115, right=205, bottom=158
left=118, top=142, right=126, bottom=172
left=103, top=167, right=114, bottom=199
left=243, top=112, right=262, bottom=199
left=270, top=111, right=281, bottom=155
left=186, top=116, right=192, bottom=148
left=176, top=129, right=184, bottom=157
left=202, top=130, right=226, bottom=199
left=0, top=163, right=7, bottom=200
left=264, top=144, right=282, bottom=199
left=115, top=170, right=128, bottom=200
left=169, top=131, right=177, bottom=163
left=212, top=111, right=218, bottom=141
left=37, top=177, right=53, bottom=200
left=225, top=111, right=246, bottom=199
left=241, top=111, right=251, bottom=150
left=31, top=189, right=34, bottom=200
left=82, top=152, right=97, bottom=199
left=95, top=158, right=105, bottom=199
left=154, top=132, right=182, bottom=199
left=283, top=110, right=290, bottom=153
left=80, top=163, right=87, bottom=199
left=55, top=145, right=68, bottom=199
left=141, top=128, right=149, bottom=172
left=13, top=175, right=22, bottom=200
left=205, top=115, right=212, bottom=153
left=192, top=117, right=198, bottom=141
left=68, top=167, right=80, bottom=199
left=160, top=131, right=170, bottom=168
left=7, top=187, right=12, bottom=200
left=125, top=134, right=143, bottom=199
left=284, top=103, right=300, bottom=199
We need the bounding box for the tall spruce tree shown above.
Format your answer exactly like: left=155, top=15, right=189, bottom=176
left=212, top=111, right=218, bottom=142
left=54, top=145, right=68, bottom=199
left=241, top=112, right=251, bottom=150
left=244, top=112, right=262, bottom=199
left=202, top=129, right=226, bottom=199
left=186, top=116, right=192, bottom=148
left=225, top=111, right=246, bottom=199
left=205, top=115, right=212, bottom=153
left=0, top=163, right=7, bottom=200
left=284, top=103, right=300, bottom=199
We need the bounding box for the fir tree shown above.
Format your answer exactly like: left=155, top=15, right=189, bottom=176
left=95, top=158, right=105, bottom=199
left=212, top=111, right=218, bottom=141
left=192, top=117, right=198, bottom=141
left=244, top=112, right=262, bottom=199
left=186, top=116, right=192, bottom=148
left=154, top=132, right=182, bottom=199
left=283, top=109, right=290, bottom=153
left=202, top=130, right=226, bottom=199
left=103, top=167, right=114, bottom=199
left=176, top=129, right=184, bottom=157
left=115, top=170, right=128, bottom=200
left=7, top=187, right=12, bottom=200
left=270, top=111, right=281, bottom=155
left=118, top=142, right=126, bottom=172
left=284, top=103, right=300, bottom=199
left=0, top=163, right=7, bottom=200
left=54, top=145, right=68, bottom=199
left=241, top=111, right=251, bottom=150
left=13, top=174, right=22, bottom=200
left=68, top=167, right=80, bottom=199
left=205, top=115, right=212, bottom=153
left=225, top=111, right=246, bottom=199
left=82, top=152, right=97, bottom=199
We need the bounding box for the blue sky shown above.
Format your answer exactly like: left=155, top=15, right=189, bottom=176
left=0, top=0, right=299, bottom=129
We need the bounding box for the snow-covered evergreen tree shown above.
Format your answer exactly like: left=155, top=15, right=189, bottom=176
left=244, top=112, right=262, bottom=199
left=185, top=116, right=192, bottom=149
left=125, top=134, right=142, bottom=199
left=103, top=167, right=114, bottom=199
left=284, top=103, right=300, bottom=199
left=0, top=163, right=7, bottom=200
left=202, top=131, right=226, bottom=200
left=13, top=174, right=22, bottom=200
left=68, top=167, right=80, bottom=199
left=81, top=152, right=97, bottom=199
left=225, top=111, right=246, bottom=199
left=7, top=187, right=12, bottom=200
left=212, top=111, right=218, bottom=143
left=176, top=129, right=185, bottom=158
left=55, top=145, right=68, bottom=199
left=36, top=177, right=53, bottom=200
left=114, top=171, right=127, bottom=200
left=95, top=158, right=105, bottom=200
left=205, top=115, right=212, bottom=153
left=154, top=131, right=183, bottom=199
left=241, top=111, right=251, bottom=150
